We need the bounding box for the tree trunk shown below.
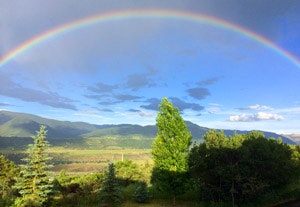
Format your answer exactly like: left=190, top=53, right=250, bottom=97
left=231, top=181, right=235, bottom=207
left=173, top=194, right=176, bottom=206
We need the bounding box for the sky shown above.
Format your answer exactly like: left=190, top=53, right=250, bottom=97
left=1, top=0, right=300, bottom=134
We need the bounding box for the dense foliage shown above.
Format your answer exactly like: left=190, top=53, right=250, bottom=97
left=13, top=125, right=54, bottom=207
left=98, top=163, right=122, bottom=206
left=0, top=155, right=20, bottom=206
left=115, top=159, right=144, bottom=185
left=189, top=130, right=300, bottom=206
left=151, top=98, right=192, bottom=205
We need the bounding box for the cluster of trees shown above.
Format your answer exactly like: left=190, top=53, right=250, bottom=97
left=1, top=97, right=300, bottom=206
left=151, top=98, right=300, bottom=206
left=0, top=125, right=151, bottom=207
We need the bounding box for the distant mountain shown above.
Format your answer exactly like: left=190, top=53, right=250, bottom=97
left=0, top=110, right=296, bottom=148
left=0, top=110, right=100, bottom=138
left=284, top=134, right=300, bottom=144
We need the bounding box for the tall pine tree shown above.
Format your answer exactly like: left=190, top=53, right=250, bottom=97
left=13, top=125, right=53, bottom=207
left=151, top=98, right=192, bottom=206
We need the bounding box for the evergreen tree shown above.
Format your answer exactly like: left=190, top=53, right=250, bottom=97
left=151, top=97, right=192, bottom=206
left=0, top=155, right=20, bottom=206
left=134, top=181, right=150, bottom=203
left=99, top=163, right=122, bottom=206
left=13, top=125, right=53, bottom=207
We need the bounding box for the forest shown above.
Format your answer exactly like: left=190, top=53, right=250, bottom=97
left=0, top=98, right=300, bottom=207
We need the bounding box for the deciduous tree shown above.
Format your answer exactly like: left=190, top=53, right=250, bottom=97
left=151, top=97, right=192, bottom=206
left=189, top=130, right=299, bottom=205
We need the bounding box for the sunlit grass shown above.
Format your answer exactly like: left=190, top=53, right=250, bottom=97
left=1, top=145, right=153, bottom=174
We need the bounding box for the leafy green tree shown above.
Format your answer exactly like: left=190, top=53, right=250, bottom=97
left=189, top=130, right=299, bottom=205
left=13, top=125, right=53, bottom=207
left=239, top=134, right=296, bottom=201
left=99, top=163, right=122, bottom=206
left=115, top=160, right=144, bottom=185
left=204, top=129, right=227, bottom=148
left=151, top=97, right=192, bottom=206
left=0, top=155, right=20, bottom=206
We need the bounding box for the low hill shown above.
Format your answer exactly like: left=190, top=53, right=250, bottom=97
left=0, top=110, right=296, bottom=149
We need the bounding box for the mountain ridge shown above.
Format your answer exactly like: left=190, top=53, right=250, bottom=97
left=0, top=110, right=296, bottom=146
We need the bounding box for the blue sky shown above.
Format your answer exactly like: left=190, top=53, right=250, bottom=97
left=1, top=0, right=300, bottom=134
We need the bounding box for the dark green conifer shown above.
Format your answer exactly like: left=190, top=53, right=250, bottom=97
left=99, top=163, right=122, bottom=206
left=133, top=182, right=150, bottom=203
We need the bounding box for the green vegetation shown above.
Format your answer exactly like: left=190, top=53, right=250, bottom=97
left=13, top=125, right=53, bottom=207
left=0, top=100, right=300, bottom=206
left=151, top=98, right=192, bottom=206
left=133, top=182, right=151, bottom=203
left=0, top=155, right=20, bottom=206
left=98, top=163, right=122, bottom=206
left=189, top=130, right=300, bottom=206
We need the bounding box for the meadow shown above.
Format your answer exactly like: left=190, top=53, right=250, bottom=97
left=1, top=146, right=153, bottom=175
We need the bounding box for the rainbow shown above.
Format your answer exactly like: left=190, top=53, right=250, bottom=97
left=1, top=9, right=300, bottom=68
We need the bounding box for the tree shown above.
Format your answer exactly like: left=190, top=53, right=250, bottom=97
left=115, top=160, right=144, bottom=186
left=151, top=97, right=192, bottom=206
left=204, top=129, right=227, bottom=149
left=0, top=155, right=20, bottom=206
left=134, top=181, right=150, bottom=203
left=238, top=134, right=296, bottom=201
left=99, top=163, right=122, bottom=206
left=13, top=125, right=53, bottom=207
left=189, top=130, right=299, bottom=205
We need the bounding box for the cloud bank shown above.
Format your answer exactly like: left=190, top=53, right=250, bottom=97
left=229, top=112, right=284, bottom=122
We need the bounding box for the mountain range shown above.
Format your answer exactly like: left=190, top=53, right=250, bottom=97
left=0, top=110, right=296, bottom=149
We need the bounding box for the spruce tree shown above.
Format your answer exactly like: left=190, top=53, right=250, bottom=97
left=133, top=182, right=150, bottom=203
left=13, top=125, right=53, bottom=207
left=99, top=163, right=122, bottom=206
left=151, top=97, right=192, bottom=206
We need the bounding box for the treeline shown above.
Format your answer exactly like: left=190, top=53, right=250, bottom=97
left=189, top=130, right=300, bottom=206
left=1, top=98, right=300, bottom=207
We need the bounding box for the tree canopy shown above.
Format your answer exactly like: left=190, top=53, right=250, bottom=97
left=151, top=97, right=192, bottom=205
left=189, top=130, right=300, bottom=205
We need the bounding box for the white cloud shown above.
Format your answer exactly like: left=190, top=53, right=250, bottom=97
left=228, top=112, right=284, bottom=122
left=256, top=112, right=283, bottom=120
left=237, top=104, right=273, bottom=111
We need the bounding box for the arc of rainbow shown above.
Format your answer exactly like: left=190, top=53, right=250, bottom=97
left=1, top=9, right=300, bottom=68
